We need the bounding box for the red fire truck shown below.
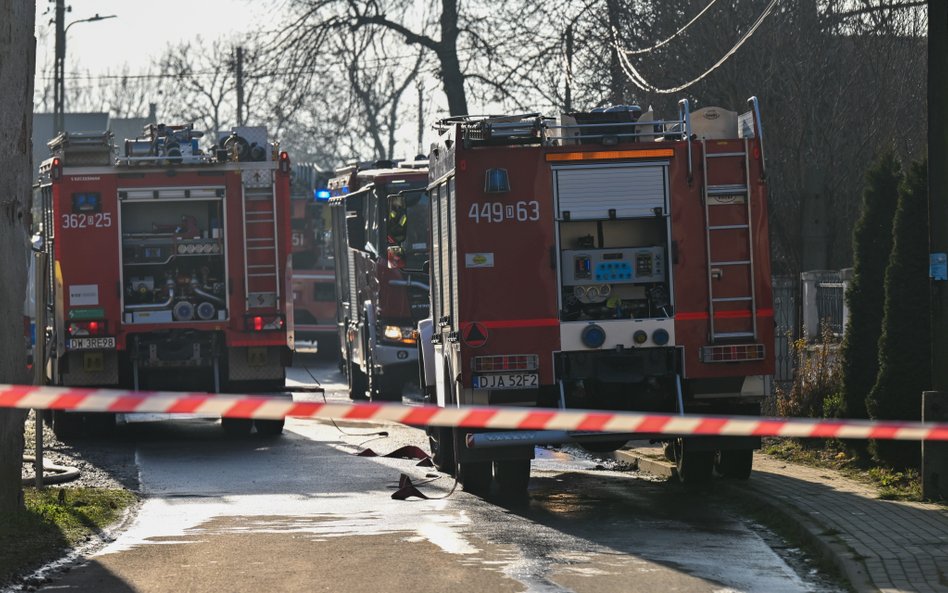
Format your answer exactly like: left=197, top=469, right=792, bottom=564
left=418, top=98, right=774, bottom=493
left=34, top=124, right=293, bottom=438
left=290, top=164, right=336, bottom=355
left=329, top=160, right=430, bottom=401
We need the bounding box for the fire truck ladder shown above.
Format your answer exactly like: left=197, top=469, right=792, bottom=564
left=702, top=138, right=757, bottom=342
left=242, top=179, right=281, bottom=311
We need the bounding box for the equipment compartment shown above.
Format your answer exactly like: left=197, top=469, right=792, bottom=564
left=558, top=217, right=672, bottom=321
left=120, top=198, right=228, bottom=323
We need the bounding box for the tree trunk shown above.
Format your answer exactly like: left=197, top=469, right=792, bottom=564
left=438, top=0, right=467, bottom=116
left=0, top=0, right=36, bottom=514
left=605, top=0, right=624, bottom=106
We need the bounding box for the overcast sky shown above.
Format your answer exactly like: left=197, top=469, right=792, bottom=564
left=34, top=0, right=277, bottom=78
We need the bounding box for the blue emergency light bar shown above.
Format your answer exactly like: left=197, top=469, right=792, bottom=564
left=314, top=189, right=331, bottom=201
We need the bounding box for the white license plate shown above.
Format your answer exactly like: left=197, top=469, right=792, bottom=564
left=67, top=337, right=116, bottom=350
left=473, top=373, right=538, bottom=390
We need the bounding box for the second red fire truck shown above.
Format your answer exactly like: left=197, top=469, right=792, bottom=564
left=329, top=160, right=430, bottom=401
left=34, top=124, right=293, bottom=438
left=418, top=98, right=774, bottom=493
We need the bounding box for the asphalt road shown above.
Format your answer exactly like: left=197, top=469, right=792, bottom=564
left=32, top=357, right=843, bottom=593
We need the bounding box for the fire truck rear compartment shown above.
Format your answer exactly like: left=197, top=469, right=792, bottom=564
left=120, top=196, right=228, bottom=324
left=556, top=348, right=677, bottom=411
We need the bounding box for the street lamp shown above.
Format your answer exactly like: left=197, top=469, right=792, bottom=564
left=53, top=9, right=117, bottom=134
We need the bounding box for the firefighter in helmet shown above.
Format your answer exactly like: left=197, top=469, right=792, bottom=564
left=386, top=196, right=408, bottom=268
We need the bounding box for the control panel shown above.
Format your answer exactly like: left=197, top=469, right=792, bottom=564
left=561, top=247, right=665, bottom=286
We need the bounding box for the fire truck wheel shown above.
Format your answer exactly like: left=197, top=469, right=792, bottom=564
left=674, top=439, right=714, bottom=484
left=85, top=412, right=116, bottom=436
left=348, top=361, right=368, bottom=400
left=221, top=417, right=253, bottom=437
left=579, top=440, right=628, bottom=454
left=427, top=426, right=455, bottom=472
left=494, top=459, right=530, bottom=498
left=458, top=461, right=492, bottom=496
left=370, top=376, right=402, bottom=402
left=254, top=418, right=285, bottom=437
left=715, top=449, right=753, bottom=479
left=51, top=410, right=83, bottom=440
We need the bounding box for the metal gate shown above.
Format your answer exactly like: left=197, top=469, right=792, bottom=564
left=772, top=275, right=798, bottom=389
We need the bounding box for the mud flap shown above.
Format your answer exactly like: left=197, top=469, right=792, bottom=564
left=681, top=436, right=761, bottom=452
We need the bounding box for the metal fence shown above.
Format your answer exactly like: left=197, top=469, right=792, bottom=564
left=772, top=275, right=799, bottom=388
left=816, top=275, right=845, bottom=337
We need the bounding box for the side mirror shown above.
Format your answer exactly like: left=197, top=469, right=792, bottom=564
left=422, top=260, right=429, bottom=275
left=345, top=210, right=367, bottom=253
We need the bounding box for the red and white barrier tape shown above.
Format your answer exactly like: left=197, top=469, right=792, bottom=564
left=2, top=383, right=947, bottom=441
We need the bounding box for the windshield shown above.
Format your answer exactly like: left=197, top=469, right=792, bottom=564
left=386, top=189, right=429, bottom=272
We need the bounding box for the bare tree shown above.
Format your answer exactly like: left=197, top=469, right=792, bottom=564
left=560, top=0, right=926, bottom=273
left=0, top=0, right=35, bottom=514
left=156, top=38, right=238, bottom=141
left=271, top=0, right=570, bottom=117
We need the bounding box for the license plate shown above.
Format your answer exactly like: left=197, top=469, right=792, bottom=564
left=473, top=373, right=538, bottom=390
left=67, top=336, right=116, bottom=350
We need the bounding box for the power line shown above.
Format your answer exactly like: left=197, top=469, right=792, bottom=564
left=613, top=0, right=778, bottom=95
left=621, top=0, right=719, bottom=56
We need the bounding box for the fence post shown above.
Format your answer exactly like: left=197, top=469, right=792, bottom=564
left=801, top=271, right=820, bottom=340
left=923, top=391, right=948, bottom=500
left=840, top=268, right=854, bottom=335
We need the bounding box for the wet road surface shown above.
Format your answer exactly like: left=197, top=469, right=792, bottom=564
left=32, top=358, right=843, bottom=593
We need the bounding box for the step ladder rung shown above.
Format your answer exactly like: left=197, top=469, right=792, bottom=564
left=246, top=218, right=275, bottom=224
left=714, top=331, right=756, bottom=339
left=248, top=246, right=276, bottom=251
left=712, top=296, right=753, bottom=303
left=248, top=264, right=276, bottom=269
left=247, top=238, right=272, bottom=242
left=706, top=184, right=748, bottom=196
left=705, top=151, right=747, bottom=158
left=248, top=273, right=277, bottom=278
left=708, top=224, right=750, bottom=231
left=710, top=260, right=751, bottom=267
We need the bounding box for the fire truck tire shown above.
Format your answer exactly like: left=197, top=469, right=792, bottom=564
left=494, top=459, right=530, bottom=498
left=716, top=449, right=753, bottom=479
left=427, top=426, right=455, bottom=472
left=579, top=440, right=628, bottom=454
left=674, top=439, right=714, bottom=484
left=221, top=417, right=253, bottom=437
left=458, top=461, right=492, bottom=496
left=254, top=418, right=285, bottom=437
left=348, top=361, right=369, bottom=400
left=370, top=376, right=402, bottom=402
left=85, top=412, right=116, bottom=436
left=51, top=410, right=83, bottom=440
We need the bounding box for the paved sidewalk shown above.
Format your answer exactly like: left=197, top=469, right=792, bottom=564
left=616, top=447, right=948, bottom=593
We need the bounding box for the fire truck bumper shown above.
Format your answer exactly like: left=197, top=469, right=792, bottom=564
left=371, top=342, right=417, bottom=368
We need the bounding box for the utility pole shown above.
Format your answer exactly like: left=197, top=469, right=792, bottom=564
left=53, top=0, right=66, bottom=134
left=235, top=46, right=245, bottom=127
left=924, top=0, right=948, bottom=500
left=416, top=83, right=424, bottom=157
left=565, top=24, right=574, bottom=112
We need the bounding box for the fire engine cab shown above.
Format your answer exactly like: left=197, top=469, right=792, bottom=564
left=419, top=98, right=774, bottom=493
left=329, top=160, right=430, bottom=401
left=34, top=124, right=293, bottom=438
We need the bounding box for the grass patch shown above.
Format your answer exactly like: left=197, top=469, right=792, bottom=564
left=762, top=438, right=923, bottom=502
left=0, top=487, right=137, bottom=586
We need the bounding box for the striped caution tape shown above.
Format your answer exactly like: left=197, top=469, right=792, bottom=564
left=2, top=383, right=948, bottom=441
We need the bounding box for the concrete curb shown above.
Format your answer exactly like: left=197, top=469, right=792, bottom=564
left=614, top=449, right=877, bottom=593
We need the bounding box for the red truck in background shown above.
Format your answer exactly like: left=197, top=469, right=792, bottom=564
left=418, top=99, right=774, bottom=495
left=33, top=124, right=293, bottom=438
left=329, top=160, right=430, bottom=401
left=289, top=164, right=336, bottom=355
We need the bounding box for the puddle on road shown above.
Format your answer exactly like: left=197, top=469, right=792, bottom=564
left=82, top=529, right=524, bottom=593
